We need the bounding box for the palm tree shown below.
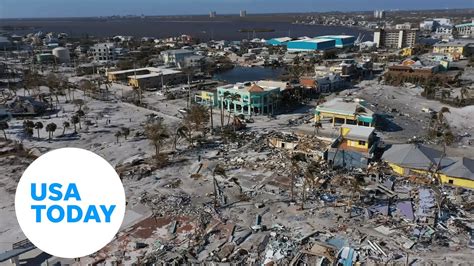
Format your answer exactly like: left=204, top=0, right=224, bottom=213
left=144, top=120, right=170, bottom=162
left=460, top=87, right=468, bottom=104
left=0, top=121, right=9, bottom=139
left=46, top=73, right=61, bottom=106
left=62, top=121, right=70, bottom=135
left=173, top=125, right=191, bottom=150
left=45, top=123, right=57, bottom=140
left=24, top=127, right=34, bottom=140
left=437, top=107, right=450, bottom=129
left=183, top=104, right=210, bottom=145
left=227, top=93, right=240, bottom=126
left=34, top=122, right=43, bottom=139
left=23, top=70, right=40, bottom=96
left=220, top=91, right=231, bottom=129
left=76, top=110, right=85, bottom=129
left=71, top=115, right=80, bottom=133
left=73, top=99, right=85, bottom=111
left=114, top=131, right=122, bottom=144
left=121, top=127, right=130, bottom=140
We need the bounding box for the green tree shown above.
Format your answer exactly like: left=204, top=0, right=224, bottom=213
left=121, top=127, right=130, bottom=140
left=0, top=121, right=8, bottom=139
left=46, top=73, right=61, bottom=106
left=71, top=115, right=80, bottom=133
left=144, top=120, right=170, bottom=161
left=34, top=122, right=43, bottom=139
left=62, top=121, right=70, bottom=135
left=46, top=123, right=57, bottom=140
left=183, top=104, right=210, bottom=145
left=114, top=131, right=122, bottom=144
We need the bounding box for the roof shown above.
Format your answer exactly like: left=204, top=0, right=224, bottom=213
left=0, top=36, right=10, bottom=43
left=256, top=80, right=288, bottom=90
left=382, top=144, right=443, bottom=171
left=342, top=125, right=374, bottom=141
left=317, top=35, right=355, bottom=39
left=289, top=38, right=334, bottom=44
left=161, top=49, right=194, bottom=55
left=455, top=22, right=474, bottom=28
left=316, top=98, right=374, bottom=117
left=269, top=37, right=292, bottom=43
left=439, top=157, right=474, bottom=180
left=247, top=84, right=265, bottom=92
left=433, top=40, right=473, bottom=47
left=218, top=81, right=282, bottom=93
left=109, top=67, right=181, bottom=76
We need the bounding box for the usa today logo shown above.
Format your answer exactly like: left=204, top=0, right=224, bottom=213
left=15, top=148, right=126, bottom=258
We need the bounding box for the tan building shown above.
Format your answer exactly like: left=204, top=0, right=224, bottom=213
left=373, top=29, right=418, bottom=49
left=432, top=40, right=474, bottom=60
left=107, top=67, right=186, bottom=89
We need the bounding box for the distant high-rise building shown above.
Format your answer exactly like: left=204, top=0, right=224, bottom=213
left=373, top=29, right=418, bottom=49
left=210, top=11, right=216, bottom=18
left=374, top=10, right=386, bottom=19
left=240, top=10, right=247, bottom=17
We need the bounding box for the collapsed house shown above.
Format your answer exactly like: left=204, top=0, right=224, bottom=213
left=3, top=96, right=48, bottom=116
left=382, top=143, right=474, bottom=189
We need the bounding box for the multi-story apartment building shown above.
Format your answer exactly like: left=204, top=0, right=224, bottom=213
left=455, top=21, right=474, bottom=38
left=373, top=29, right=418, bottom=49
left=89, top=43, right=116, bottom=62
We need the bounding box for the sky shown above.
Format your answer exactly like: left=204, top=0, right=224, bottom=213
left=0, top=0, right=473, bottom=18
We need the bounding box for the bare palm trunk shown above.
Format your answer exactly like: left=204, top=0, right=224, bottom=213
left=291, top=174, right=295, bottom=201
left=210, top=105, right=214, bottom=135
left=301, top=180, right=306, bottom=210
left=220, top=100, right=224, bottom=130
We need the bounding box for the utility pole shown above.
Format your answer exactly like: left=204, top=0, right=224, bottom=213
left=187, top=73, right=191, bottom=108
left=209, top=101, right=214, bottom=135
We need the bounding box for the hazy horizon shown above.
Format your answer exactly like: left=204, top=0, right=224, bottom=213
left=0, top=0, right=473, bottom=19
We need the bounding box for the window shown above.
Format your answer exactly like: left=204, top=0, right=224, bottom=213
left=448, top=179, right=454, bottom=184
left=358, top=141, right=366, bottom=146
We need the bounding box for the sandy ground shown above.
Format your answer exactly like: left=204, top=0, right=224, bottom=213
left=351, top=80, right=474, bottom=158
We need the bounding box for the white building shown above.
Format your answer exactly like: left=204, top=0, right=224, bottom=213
left=161, top=49, right=195, bottom=68
left=435, top=25, right=454, bottom=37
left=89, top=43, right=116, bottom=62
left=433, top=18, right=451, bottom=26
left=455, top=21, right=474, bottom=38
left=52, top=47, right=70, bottom=63
left=374, top=10, right=385, bottom=19
left=395, top=23, right=412, bottom=30
left=420, top=20, right=435, bottom=31
left=240, top=10, right=247, bottom=17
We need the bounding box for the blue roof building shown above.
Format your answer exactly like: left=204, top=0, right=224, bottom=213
left=316, top=35, right=356, bottom=48
left=266, top=37, right=292, bottom=46
left=286, top=38, right=336, bottom=52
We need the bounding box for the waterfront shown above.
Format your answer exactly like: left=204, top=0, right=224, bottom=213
left=213, top=66, right=285, bottom=83
left=0, top=17, right=372, bottom=41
